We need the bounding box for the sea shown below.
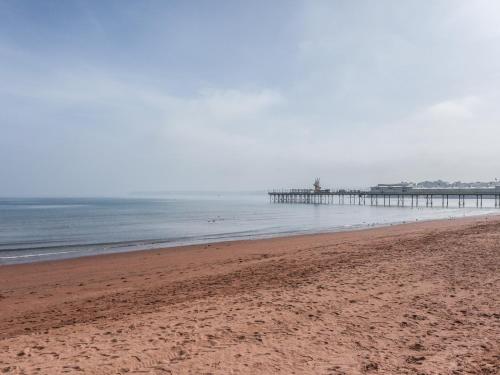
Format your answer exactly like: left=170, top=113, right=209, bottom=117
left=0, top=192, right=497, bottom=265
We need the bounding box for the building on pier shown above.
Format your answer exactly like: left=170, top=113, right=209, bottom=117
left=371, top=183, right=500, bottom=195
left=370, top=183, right=414, bottom=193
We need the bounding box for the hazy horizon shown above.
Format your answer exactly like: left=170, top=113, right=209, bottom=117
left=2, top=0, right=500, bottom=197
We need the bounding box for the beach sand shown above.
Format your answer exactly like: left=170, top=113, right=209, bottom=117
left=0, top=216, right=499, bottom=374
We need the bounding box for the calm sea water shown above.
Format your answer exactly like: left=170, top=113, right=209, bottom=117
left=0, top=192, right=496, bottom=265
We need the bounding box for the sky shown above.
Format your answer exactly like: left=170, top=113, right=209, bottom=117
left=1, top=0, right=500, bottom=196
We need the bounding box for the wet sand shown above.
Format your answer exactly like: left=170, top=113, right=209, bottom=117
left=0, top=216, right=499, bottom=374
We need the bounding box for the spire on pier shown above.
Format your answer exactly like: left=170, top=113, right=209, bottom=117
left=313, top=178, right=321, bottom=192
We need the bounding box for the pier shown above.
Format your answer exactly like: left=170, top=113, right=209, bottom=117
left=269, top=180, right=500, bottom=208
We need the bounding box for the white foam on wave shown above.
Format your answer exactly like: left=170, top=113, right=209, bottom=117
left=0, top=250, right=80, bottom=259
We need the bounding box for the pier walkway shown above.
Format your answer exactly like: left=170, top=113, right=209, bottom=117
left=268, top=188, right=500, bottom=208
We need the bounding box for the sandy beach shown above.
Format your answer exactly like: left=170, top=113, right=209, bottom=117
left=0, top=216, right=499, bottom=374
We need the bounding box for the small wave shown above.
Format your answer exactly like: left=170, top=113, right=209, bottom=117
left=2, top=204, right=88, bottom=210
left=0, top=249, right=81, bottom=260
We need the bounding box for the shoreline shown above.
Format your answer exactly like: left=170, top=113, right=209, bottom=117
left=1, top=215, right=499, bottom=374
left=2, top=210, right=498, bottom=267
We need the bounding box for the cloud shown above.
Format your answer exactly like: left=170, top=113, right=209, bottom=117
left=444, top=0, right=500, bottom=39
left=426, top=96, right=479, bottom=120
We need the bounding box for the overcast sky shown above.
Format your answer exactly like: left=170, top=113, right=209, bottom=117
left=1, top=0, right=500, bottom=196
